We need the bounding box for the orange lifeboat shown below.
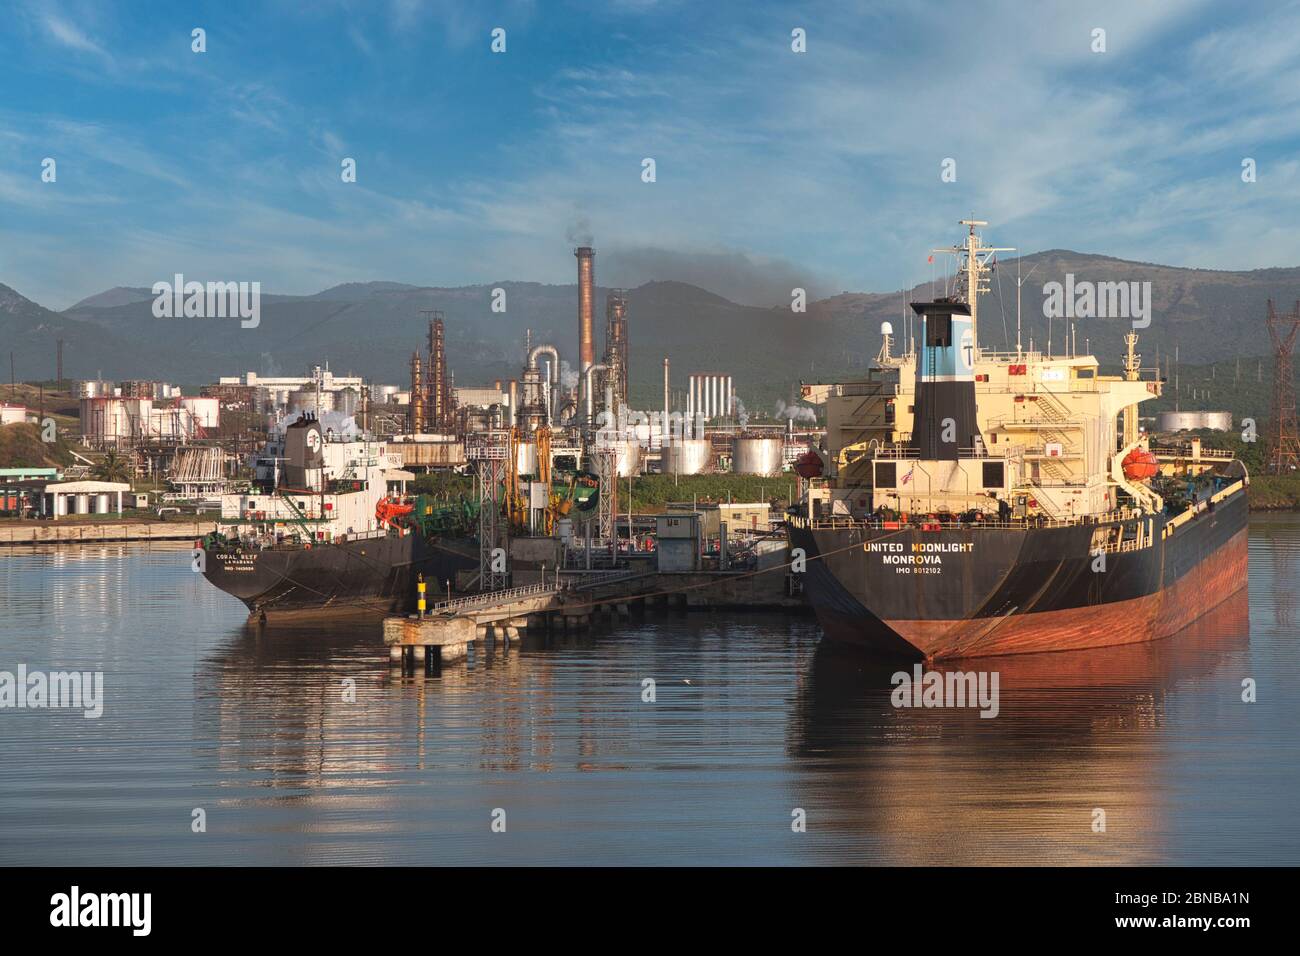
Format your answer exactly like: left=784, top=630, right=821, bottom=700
left=1122, top=447, right=1159, bottom=481
left=794, top=450, right=824, bottom=479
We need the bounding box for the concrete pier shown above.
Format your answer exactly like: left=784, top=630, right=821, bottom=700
left=382, top=566, right=808, bottom=669
left=0, top=519, right=218, bottom=545
left=384, top=615, right=479, bottom=665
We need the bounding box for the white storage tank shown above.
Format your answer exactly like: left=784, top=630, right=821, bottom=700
left=613, top=440, right=643, bottom=477
left=80, top=380, right=114, bottom=398
left=661, top=439, right=711, bottom=475
left=515, top=441, right=539, bottom=477
left=593, top=441, right=644, bottom=477
left=179, top=396, right=220, bottom=430
left=732, top=436, right=784, bottom=476
left=81, top=397, right=122, bottom=441
left=288, top=389, right=335, bottom=413
left=120, top=398, right=153, bottom=440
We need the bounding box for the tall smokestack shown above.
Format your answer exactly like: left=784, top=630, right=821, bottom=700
left=426, top=312, right=446, bottom=430
left=409, top=352, right=424, bottom=434
left=663, top=357, right=670, bottom=424
left=575, top=246, right=595, bottom=373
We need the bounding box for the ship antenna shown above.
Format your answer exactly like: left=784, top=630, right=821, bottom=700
left=936, top=219, right=1012, bottom=350
left=1015, top=256, right=1040, bottom=359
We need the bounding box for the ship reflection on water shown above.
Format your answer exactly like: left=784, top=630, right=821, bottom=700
left=2, top=520, right=1296, bottom=865
left=193, top=573, right=1278, bottom=865
left=790, top=588, right=1253, bottom=864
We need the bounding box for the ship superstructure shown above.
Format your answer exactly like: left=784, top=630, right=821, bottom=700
left=223, top=413, right=404, bottom=544
left=199, top=412, right=476, bottom=617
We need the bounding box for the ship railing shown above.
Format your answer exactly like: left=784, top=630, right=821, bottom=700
left=871, top=447, right=920, bottom=459
left=1149, top=444, right=1234, bottom=460
left=866, top=446, right=1014, bottom=461
left=1163, top=477, right=1247, bottom=537
left=973, top=353, right=1163, bottom=382
left=565, top=569, right=642, bottom=590
left=340, top=528, right=393, bottom=543
left=789, top=506, right=1152, bottom=533
left=827, top=382, right=899, bottom=398
left=430, top=581, right=556, bottom=613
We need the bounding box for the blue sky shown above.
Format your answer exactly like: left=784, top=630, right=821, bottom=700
left=2, top=0, right=1298, bottom=310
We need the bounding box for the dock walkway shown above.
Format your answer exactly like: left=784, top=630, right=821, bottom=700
left=383, top=565, right=803, bottom=671
left=383, top=570, right=662, bottom=669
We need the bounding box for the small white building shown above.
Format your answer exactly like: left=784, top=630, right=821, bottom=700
left=35, top=481, right=132, bottom=518
left=0, top=404, right=28, bottom=425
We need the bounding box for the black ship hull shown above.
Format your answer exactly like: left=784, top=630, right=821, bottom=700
left=787, top=486, right=1248, bottom=660
left=202, top=532, right=477, bottom=617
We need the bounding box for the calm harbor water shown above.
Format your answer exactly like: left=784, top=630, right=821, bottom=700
left=2, top=515, right=1298, bottom=866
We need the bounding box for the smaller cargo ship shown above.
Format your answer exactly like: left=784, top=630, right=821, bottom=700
left=199, top=413, right=476, bottom=617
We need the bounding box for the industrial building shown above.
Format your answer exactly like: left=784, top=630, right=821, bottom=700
left=216, top=367, right=365, bottom=406
left=674, top=501, right=774, bottom=539
left=0, top=478, right=132, bottom=519
left=14, top=237, right=808, bottom=597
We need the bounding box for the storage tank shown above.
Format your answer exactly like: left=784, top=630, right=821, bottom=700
left=150, top=406, right=187, bottom=440
left=179, top=396, right=220, bottom=430
left=613, top=440, right=643, bottom=477
left=1156, top=410, right=1232, bottom=432
left=119, top=398, right=153, bottom=440
left=732, top=436, right=784, bottom=476
left=334, top=387, right=359, bottom=418
left=661, top=439, right=711, bottom=475
left=288, top=389, right=335, bottom=413
left=515, top=441, right=539, bottom=477
left=595, top=440, right=643, bottom=477
left=80, top=397, right=122, bottom=441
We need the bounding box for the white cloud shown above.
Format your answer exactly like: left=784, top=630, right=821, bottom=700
left=12, top=0, right=1300, bottom=310
left=40, top=12, right=110, bottom=60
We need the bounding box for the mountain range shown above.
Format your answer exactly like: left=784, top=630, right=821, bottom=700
left=5, top=250, right=1300, bottom=414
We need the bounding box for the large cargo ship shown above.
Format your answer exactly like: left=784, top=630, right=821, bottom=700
left=199, top=414, right=476, bottom=617
left=788, top=220, right=1249, bottom=660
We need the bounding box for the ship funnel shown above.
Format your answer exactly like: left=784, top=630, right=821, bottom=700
left=909, top=298, right=981, bottom=460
